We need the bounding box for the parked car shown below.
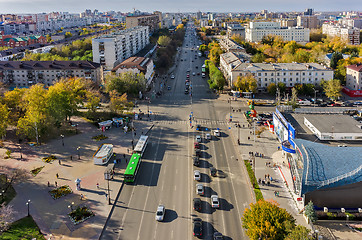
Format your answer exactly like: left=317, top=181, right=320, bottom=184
left=211, top=195, right=219, bottom=208
left=195, top=148, right=201, bottom=157
left=213, top=130, right=220, bottom=137
left=194, top=142, right=200, bottom=149
left=196, top=184, right=204, bottom=195
left=193, top=156, right=200, bottom=166
left=196, top=135, right=202, bottom=142
left=213, top=232, right=224, bottom=240
left=210, top=167, right=217, bottom=177
left=193, top=198, right=201, bottom=211
left=194, top=170, right=201, bottom=181
left=193, top=218, right=203, bottom=237
left=206, top=133, right=211, bottom=140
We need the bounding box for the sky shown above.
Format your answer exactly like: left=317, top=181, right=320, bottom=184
left=0, top=0, right=361, bottom=14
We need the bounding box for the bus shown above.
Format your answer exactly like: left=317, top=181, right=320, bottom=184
left=133, top=135, right=149, bottom=157
left=124, top=153, right=141, bottom=183
left=201, top=64, right=206, bottom=73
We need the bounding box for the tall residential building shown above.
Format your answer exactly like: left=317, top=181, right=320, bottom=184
left=304, top=8, right=313, bottom=16
left=0, top=60, right=103, bottom=87
left=297, top=15, right=318, bottom=29
left=245, top=22, right=310, bottom=43
left=322, top=23, right=360, bottom=45
left=346, top=64, right=362, bottom=90
left=219, top=59, right=333, bottom=90
left=227, top=24, right=245, bottom=39
left=92, top=26, right=150, bottom=70
left=126, top=14, right=160, bottom=33
left=196, top=11, right=202, bottom=20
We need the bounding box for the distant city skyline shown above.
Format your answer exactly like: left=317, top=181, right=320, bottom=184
left=0, top=0, right=361, bottom=14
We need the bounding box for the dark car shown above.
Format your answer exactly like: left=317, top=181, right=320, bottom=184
left=213, top=232, right=224, bottom=240
left=196, top=125, right=202, bottom=131
left=318, top=102, right=327, bottom=107
left=185, top=89, right=189, bottom=94
left=193, top=156, right=200, bottom=166
left=193, top=198, right=202, bottom=211
left=210, top=167, right=217, bottom=177
left=217, top=170, right=227, bottom=178
left=193, top=218, right=203, bottom=237
left=195, top=148, right=201, bottom=157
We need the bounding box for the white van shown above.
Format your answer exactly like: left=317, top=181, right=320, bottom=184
left=299, top=100, right=311, bottom=106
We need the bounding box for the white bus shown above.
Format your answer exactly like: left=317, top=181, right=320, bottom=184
left=133, top=135, right=149, bottom=157
left=93, top=144, right=113, bottom=165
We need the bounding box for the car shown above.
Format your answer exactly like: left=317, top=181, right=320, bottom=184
left=167, top=86, right=171, bottom=91
left=193, top=156, right=200, bottom=166
left=211, top=195, right=219, bottom=208
left=213, top=232, right=224, bottom=240
left=196, top=184, right=204, bottom=195
left=196, top=66, right=198, bottom=69
left=185, top=82, right=190, bottom=86
left=196, top=124, right=202, bottom=131
left=196, top=135, right=201, bottom=142
left=202, top=73, right=206, bottom=78
left=195, top=148, right=201, bottom=157
left=194, top=142, right=200, bottom=149
left=213, top=129, right=220, bottom=137
left=217, top=170, right=227, bottom=178
left=181, top=59, right=183, bottom=61
left=193, top=218, right=203, bottom=237
left=155, top=205, right=165, bottom=221
left=186, top=74, right=190, bottom=78
left=354, top=101, right=362, bottom=106
left=185, top=89, right=189, bottom=94
left=210, top=167, right=217, bottom=177
left=206, top=133, right=211, bottom=140
left=193, top=198, right=202, bottom=211
left=194, top=170, right=201, bottom=181
left=185, top=79, right=189, bottom=82
left=193, top=72, right=196, bottom=76
left=170, top=74, right=175, bottom=79
left=197, top=72, right=200, bottom=75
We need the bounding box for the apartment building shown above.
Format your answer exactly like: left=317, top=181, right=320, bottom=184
left=346, top=64, right=362, bottom=90
left=322, top=23, right=360, bottom=45
left=220, top=59, right=333, bottom=90
left=297, top=15, right=319, bottom=29
left=112, top=56, right=154, bottom=87
left=0, top=61, right=103, bottom=87
left=92, top=26, right=150, bottom=70
left=245, top=22, right=310, bottom=43
left=0, top=35, right=46, bottom=48
left=227, top=24, right=245, bottom=39
left=126, top=14, right=160, bottom=33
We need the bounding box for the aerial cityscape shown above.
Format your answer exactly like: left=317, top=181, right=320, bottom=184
left=0, top=3, right=362, bottom=240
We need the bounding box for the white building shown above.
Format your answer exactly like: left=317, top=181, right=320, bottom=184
left=322, top=23, right=360, bottom=45
left=245, top=22, right=310, bottom=43
left=92, top=26, right=149, bottom=70
left=346, top=64, right=362, bottom=90
left=219, top=60, right=333, bottom=90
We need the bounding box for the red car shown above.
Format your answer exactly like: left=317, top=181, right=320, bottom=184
left=194, top=142, right=200, bottom=149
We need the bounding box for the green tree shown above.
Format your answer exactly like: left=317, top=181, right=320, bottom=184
left=330, top=52, right=343, bottom=69
left=304, top=201, right=317, bottom=223
left=105, top=72, right=146, bottom=96
left=65, top=32, right=72, bottom=38
left=157, top=35, right=172, bottom=47
left=220, top=30, right=226, bottom=36
left=323, top=79, right=342, bottom=101
left=267, top=83, right=277, bottom=95
left=0, top=103, right=9, bottom=139
left=85, top=91, right=101, bottom=114
left=252, top=53, right=266, bottom=63
left=231, top=34, right=244, bottom=45
left=285, top=225, right=313, bottom=240
left=242, top=200, right=296, bottom=240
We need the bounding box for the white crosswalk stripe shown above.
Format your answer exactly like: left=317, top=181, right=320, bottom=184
left=154, top=119, right=229, bottom=126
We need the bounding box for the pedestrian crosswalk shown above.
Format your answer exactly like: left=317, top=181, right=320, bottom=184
left=154, top=119, right=229, bottom=126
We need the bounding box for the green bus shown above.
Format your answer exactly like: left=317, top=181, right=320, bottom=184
left=124, top=153, right=141, bottom=183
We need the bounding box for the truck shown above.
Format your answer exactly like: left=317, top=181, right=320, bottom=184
left=93, top=144, right=114, bottom=165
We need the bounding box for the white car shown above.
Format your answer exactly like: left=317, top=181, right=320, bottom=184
left=211, top=195, right=219, bottom=208
left=194, top=170, right=201, bottom=181
left=196, top=135, right=201, bottom=142
left=206, top=133, right=211, bottom=140
left=196, top=184, right=204, bottom=195
left=213, top=130, right=220, bottom=137
left=192, top=72, right=196, bottom=76
left=170, top=74, right=175, bottom=79
left=155, top=205, right=165, bottom=221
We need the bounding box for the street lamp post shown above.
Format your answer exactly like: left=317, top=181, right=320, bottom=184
left=107, top=178, right=111, bottom=205
left=77, top=147, right=80, bottom=159
left=19, top=146, right=22, bottom=159
left=26, top=199, right=30, bottom=216
left=75, top=124, right=78, bottom=134
left=60, top=134, right=64, bottom=146
left=68, top=201, right=74, bottom=211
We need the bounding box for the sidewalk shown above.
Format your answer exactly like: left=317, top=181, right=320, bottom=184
left=2, top=116, right=153, bottom=240
left=222, top=95, right=310, bottom=229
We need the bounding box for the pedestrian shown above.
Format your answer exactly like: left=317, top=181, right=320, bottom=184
left=274, top=191, right=277, bottom=196
left=56, top=173, right=59, bottom=179
left=123, top=154, right=126, bottom=159
left=270, top=177, right=273, bottom=182
left=70, top=155, right=73, bottom=160
left=266, top=162, right=268, bottom=166
left=127, top=148, right=129, bottom=154
left=80, top=194, right=84, bottom=200
left=96, top=183, right=99, bottom=189
left=47, top=181, right=50, bottom=187
left=258, top=178, right=261, bottom=184
left=141, top=131, right=143, bottom=135
left=262, top=180, right=265, bottom=185
left=267, top=181, right=270, bottom=186
left=105, top=193, right=108, bottom=201
left=55, top=181, right=57, bottom=187
left=58, top=159, right=61, bottom=165
left=267, top=174, right=270, bottom=179
left=265, top=174, right=267, bottom=179
left=247, top=136, right=250, bottom=140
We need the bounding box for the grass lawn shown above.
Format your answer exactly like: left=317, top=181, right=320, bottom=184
left=0, top=216, right=45, bottom=240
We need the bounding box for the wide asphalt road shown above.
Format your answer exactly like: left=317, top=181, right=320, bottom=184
left=101, top=23, right=253, bottom=240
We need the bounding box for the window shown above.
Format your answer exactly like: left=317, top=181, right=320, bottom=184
left=265, top=73, right=267, bottom=76
left=283, top=72, right=286, bottom=76
left=296, top=72, right=299, bottom=76
left=258, top=73, right=261, bottom=76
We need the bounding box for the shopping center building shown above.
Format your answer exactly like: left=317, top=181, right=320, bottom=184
left=273, top=107, right=362, bottom=209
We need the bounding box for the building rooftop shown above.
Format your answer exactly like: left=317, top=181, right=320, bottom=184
left=347, top=63, right=362, bottom=72
left=233, top=62, right=330, bottom=72
left=112, top=56, right=151, bottom=72
left=0, top=60, right=101, bottom=70
left=93, top=26, right=148, bottom=39
left=303, top=114, right=362, bottom=134
left=293, top=138, right=362, bottom=195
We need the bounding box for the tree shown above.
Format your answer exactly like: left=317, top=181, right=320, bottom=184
left=0, top=203, right=15, bottom=233
left=85, top=90, right=101, bottom=114
left=231, top=34, right=244, bottom=45
left=267, top=83, right=277, bottom=95
left=65, top=32, right=72, bottom=38
left=330, top=52, right=343, bottom=69
left=323, top=79, right=342, bottom=101
left=242, top=200, right=295, bottom=240
left=220, top=30, right=226, bottom=36
left=157, top=36, right=171, bottom=47
left=234, top=74, right=257, bottom=93
left=109, top=91, right=133, bottom=113
left=304, top=201, right=317, bottom=223
left=0, top=103, right=9, bottom=139
left=291, top=87, right=298, bottom=107
left=285, top=225, right=313, bottom=240
left=252, top=53, right=266, bottom=63
left=105, top=72, right=146, bottom=96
